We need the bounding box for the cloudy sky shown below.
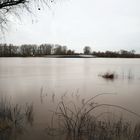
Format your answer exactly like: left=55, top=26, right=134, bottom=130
left=2, top=0, right=140, bottom=53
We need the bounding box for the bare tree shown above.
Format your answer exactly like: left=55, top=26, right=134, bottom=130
left=83, top=46, right=91, bottom=55
left=39, top=44, right=53, bottom=55
left=53, top=44, right=67, bottom=55
left=0, top=0, right=54, bottom=31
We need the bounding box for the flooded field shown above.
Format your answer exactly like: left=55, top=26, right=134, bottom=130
left=0, top=58, right=140, bottom=140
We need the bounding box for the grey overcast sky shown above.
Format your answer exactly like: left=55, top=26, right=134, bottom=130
left=2, top=0, right=140, bottom=53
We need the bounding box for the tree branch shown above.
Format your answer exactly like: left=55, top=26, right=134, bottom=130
left=0, top=0, right=27, bottom=9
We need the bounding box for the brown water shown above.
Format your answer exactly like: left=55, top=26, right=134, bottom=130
left=0, top=58, right=140, bottom=139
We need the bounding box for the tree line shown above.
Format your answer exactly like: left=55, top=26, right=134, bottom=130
left=0, top=43, right=75, bottom=57
left=92, top=50, right=140, bottom=58
left=83, top=46, right=140, bottom=58
left=0, top=43, right=139, bottom=58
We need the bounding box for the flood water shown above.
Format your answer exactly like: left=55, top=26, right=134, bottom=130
left=0, top=58, right=140, bottom=139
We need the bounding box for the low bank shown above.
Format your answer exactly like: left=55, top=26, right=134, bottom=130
left=44, top=55, right=96, bottom=58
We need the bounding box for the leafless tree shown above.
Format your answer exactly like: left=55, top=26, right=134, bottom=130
left=0, top=0, right=54, bottom=31
left=83, top=46, right=91, bottom=55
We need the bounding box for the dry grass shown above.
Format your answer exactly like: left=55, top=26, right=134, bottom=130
left=46, top=93, right=140, bottom=140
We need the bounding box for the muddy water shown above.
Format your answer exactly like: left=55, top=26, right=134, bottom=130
left=0, top=58, right=140, bottom=139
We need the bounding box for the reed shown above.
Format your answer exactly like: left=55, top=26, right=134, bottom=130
left=47, top=93, right=140, bottom=140
left=0, top=98, right=34, bottom=132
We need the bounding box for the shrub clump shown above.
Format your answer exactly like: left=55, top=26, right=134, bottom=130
left=46, top=93, right=140, bottom=140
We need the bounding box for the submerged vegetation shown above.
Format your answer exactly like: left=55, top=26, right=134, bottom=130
left=99, top=70, right=135, bottom=81
left=100, top=72, right=116, bottom=80
left=45, top=93, right=140, bottom=140
left=0, top=97, right=33, bottom=139
left=0, top=93, right=140, bottom=140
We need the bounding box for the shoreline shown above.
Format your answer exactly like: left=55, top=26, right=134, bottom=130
left=44, top=55, right=96, bottom=58
left=0, top=55, right=140, bottom=58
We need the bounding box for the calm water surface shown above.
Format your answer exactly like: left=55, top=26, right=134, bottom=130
left=0, top=58, right=140, bottom=139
